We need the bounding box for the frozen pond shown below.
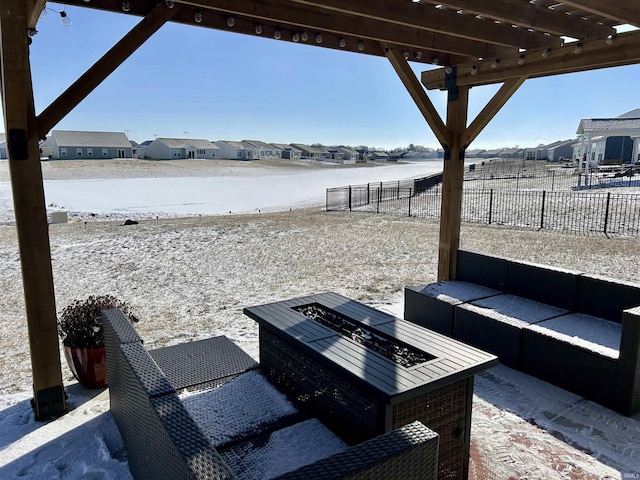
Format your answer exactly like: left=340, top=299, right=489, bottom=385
left=1, top=162, right=447, bottom=221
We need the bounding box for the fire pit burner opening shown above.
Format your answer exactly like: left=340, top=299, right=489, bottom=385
left=294, top=303, right=434, bottom=368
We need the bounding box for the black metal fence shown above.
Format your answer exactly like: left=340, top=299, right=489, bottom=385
left=326, top=186, right=640, bottom=236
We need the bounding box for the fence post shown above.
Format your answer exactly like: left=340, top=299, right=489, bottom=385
left=348, top=185, right=352, bottom=212
left=397, top=180, right=400, bottom=200
left=551, top=170, right=555, bottom=191
left=604, top=192, right=611, bottom=235
left=377, top=186, right=381, bottom=213
left=488, top=189, right=493, bottom=225
left=408, top=188, right=412, bottom=217
left=540, top=190, right=546, bottom=229
left=367, top=183, right=370, bottom=205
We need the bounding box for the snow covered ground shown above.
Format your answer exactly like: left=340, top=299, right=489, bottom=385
left=0, top=159, right=639, bottom=479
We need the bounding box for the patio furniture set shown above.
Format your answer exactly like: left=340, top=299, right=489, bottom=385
left=405, top=249, right=640, bottom=416
left=102, top=291, right=498, bottom=480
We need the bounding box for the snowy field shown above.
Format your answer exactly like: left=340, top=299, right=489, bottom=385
left=0, top=159, right=639, bottom=479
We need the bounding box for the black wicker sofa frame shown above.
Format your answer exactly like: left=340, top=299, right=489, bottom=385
left=101, top=308, right=440, bottom=480
left=405, top=249, right=640, bottom=416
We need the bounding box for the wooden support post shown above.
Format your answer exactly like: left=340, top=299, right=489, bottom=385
left=1, top=0, right=66, bottom=418
left=438, top=86, right=469, bottom=281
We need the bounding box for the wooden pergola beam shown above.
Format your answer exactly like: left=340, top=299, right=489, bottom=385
left=560, top=0, right=640, bottom=28
left=178, top=0, right=515, bottom=58
left=26, top=0, right=47, bottom=30
left=420, top=0, right=614, bottom=39
left=278, top=0, right=561, bottom=49
left=37, top=2, right=180, bottom=138
left=383, top=44, right=450, bottom=149
left=1, top=0, right=66, bottom=419
left=422, top=30, right=640, bottom=89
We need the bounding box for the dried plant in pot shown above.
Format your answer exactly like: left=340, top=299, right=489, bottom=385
left=58, top=295, right=138, bottom=388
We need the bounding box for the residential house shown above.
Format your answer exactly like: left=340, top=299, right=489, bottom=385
left=499, top=148, right=523, bottom=159
left=368, top=151, right=390, bottom=161
left=290, top=143, right=331, bottom=160
left=336, top=147, right=359, bottom=163
left=546, top=139, right=575, bottom=162
left=466, top=149, right=486, bottom=159
left=214, top=140, right=261, bottom=160
left=243, top=140, right=282, bottom=159
left=0, top=133, right=6, bottom=159
left=49, top=130, right=133, bottom=160
left=133, top=140, right=153, bottom=159
left=144, top=138, right=220, bottom=160
left=39, top=137, right=52, bottom=159
left=575, top=110, right=640, bottom=166
left=481, top=148, right=503, bottom=159
left=271, top=143, right=302, bottom=160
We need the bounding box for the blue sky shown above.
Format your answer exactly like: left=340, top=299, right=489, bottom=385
left=3, top=3, right=640, bottom=150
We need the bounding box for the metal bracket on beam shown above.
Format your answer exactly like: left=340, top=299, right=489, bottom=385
left=444, top=66, right=458, bottom=102
left=8, top=129, right=29, bottom=160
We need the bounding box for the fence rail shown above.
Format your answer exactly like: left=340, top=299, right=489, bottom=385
left=326, top=186, right=640, bottom=236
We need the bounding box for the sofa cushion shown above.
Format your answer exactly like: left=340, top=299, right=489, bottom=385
left=524, top=313, right=621, bottom=360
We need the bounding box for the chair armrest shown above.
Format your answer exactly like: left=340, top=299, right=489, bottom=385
left=273, top=421, right=439, bottom=480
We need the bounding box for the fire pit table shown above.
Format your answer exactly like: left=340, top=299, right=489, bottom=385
left=244, top=292, right=498, bottom=480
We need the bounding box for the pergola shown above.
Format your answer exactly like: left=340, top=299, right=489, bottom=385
left=2, top=0, right=640, bottom=418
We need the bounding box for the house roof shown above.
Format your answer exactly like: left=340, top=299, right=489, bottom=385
left=336, top=147, right=359, bottom=156
left=157, top=138, right=218, bottom=149
left=618, top=108, right=640, bottom=118
left=216, top=140, right=257, bottom=150
left=271, top=143, right=301, bottom=152
left=51, top=130, right=132, bottom=148
left=243, top=140, right=282, bottom=150
left=290, top=143, right=329, bottom=154
left=577, top=118, right=640, bottom=136
left=137, top=140, right=153, bottom=148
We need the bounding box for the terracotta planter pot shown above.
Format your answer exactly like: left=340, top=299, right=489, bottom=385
left=63, top=345, right=108, bottom=388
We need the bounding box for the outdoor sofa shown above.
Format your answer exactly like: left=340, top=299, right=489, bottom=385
left=405, top=249, right=640, bottom=416
left=101, top=308, right=440, bottom=480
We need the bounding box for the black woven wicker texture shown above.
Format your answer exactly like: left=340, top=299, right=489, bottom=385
left=259, top=328, right=384, bottom=445
left=393, top=379, right=470, bottom=480
left=273, top=421, right=439, bottom=480
left=149, top=336, right=259, bottom=391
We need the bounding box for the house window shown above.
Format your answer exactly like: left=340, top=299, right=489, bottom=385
left=197, top=149, right=206, bottom=155
left=87, top=148, right=93, bottom=157
left=77, top=148, right=83, bottom=156
left=237, top=151, right=242, bottom=158
left=102, top=149, right=109, bottom=157
left=60, top=148, right=67, bottom=157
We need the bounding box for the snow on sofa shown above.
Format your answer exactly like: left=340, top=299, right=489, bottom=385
left=405, top=250, right=640, bottom=416
left=101, top=308, right=440, bottom=480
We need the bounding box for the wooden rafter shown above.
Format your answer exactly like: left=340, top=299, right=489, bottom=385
left=560, top=0, right=640, bottom=28
left=178, top=0, right=516, bottom=58
left=422, top=30, right=640, bottom=89
left=26, top=0, right=47, bottom=29
left=420, top=0, right=614, bottom=39
left=37, top=2, right=180, bottom=138
left=383, top=44, right=450, bottom=148
left=279, top=0, right=561, bottom=49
